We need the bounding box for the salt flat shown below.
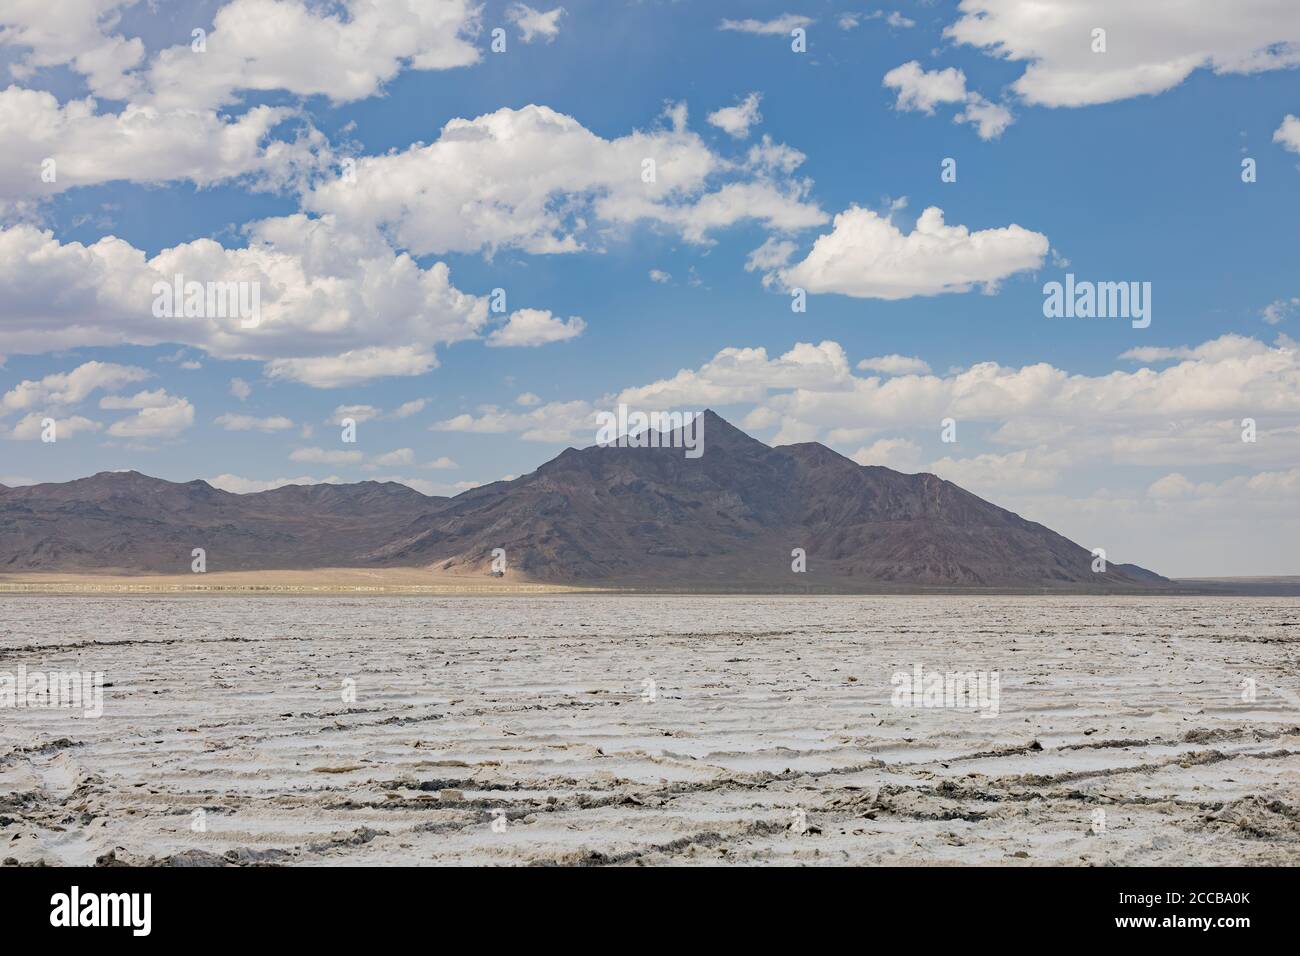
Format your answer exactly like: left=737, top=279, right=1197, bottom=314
left=1, top=595, right=1297, bottom=866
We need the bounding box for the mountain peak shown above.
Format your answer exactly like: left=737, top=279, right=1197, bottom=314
left=0, top=416, right=1167, bottom=590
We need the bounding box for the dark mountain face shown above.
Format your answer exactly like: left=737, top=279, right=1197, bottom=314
left=369, top=411, right=1162, bottom=590
left=0, top=412, right=1165, bottom=589
left=0, top=471, right=442, bottom=573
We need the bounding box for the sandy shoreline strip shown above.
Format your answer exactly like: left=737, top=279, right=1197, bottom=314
left=2, top=569, right=1297, bottom=596
left=0, top=569, right=604, bottom=595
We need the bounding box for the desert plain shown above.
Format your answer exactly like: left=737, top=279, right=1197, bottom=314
left=1, top=593, right=1297, bottom=866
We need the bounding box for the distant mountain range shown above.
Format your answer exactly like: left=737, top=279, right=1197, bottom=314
left=0, top=410, right=1169, bottom=591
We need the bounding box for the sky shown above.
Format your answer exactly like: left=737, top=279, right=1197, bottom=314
left=1, top=0, right=1298, bottom=577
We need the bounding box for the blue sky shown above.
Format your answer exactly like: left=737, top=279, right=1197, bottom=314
left=2, top=0, right=1299, bottom=576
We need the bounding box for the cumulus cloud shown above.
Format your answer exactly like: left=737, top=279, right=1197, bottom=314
left=432, top=400, right=598, bottom=443
left=506, top=4, right=565, bottom=43
left=106, top=392, right=194, bottom=439
left=883, top=61, right=969, bottom=113
left=486, top=309, right=586, bottom=348
left=267, top=346, right=439, bottom=388
left=9, top=413, right=102, bottom=440
left=214, top=413, right=295, bottom=431
left=1275, top=115, right=1300, bottom=153
left=617, top=341, right=852, bottom=408
left=1119, top=335, right=1272, bottom=364
left=929, top=446, right=1071, bottom=494
left=707, top=92, right=763, bottom=139
left=207, top=473, right=344, bottom=494
left=779, top=205, right=1049, bottom=299
left=98, top=388, right=170, bottom=410
left=882, top=61, right=1013, bottom=139
left=0, top=0, right=144, bottom=100
left=390, top=399, right=427, bottom=419
left=608, top=333, right=1300, bottom=475
left=857, top=354, right=932, bottom=375
left=850, top=437, right=923, bottom=471
left=331, top=405, right=380, bottom=424
left=143, top=0, right=481, bottom=111
left=719, top=15, right=813, bottom=36
left=1, top=361, right=148, bottom=413
left=368, top=448, right=415, bottom=468
left=0, top=88, right=318, bottom=206
left=0, top=216, right=515, bottom=386
left=304, top=104, right=826, bottom=256
left=946, top=0, right=1300, bottom=108
left=1262, top=297, right=1300, bottom=325
left=289, top=446, right=364, bottom=464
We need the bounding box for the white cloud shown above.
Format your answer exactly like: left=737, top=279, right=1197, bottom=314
left=305, top=104, right=826, bottom=256
left=215, top=413, right=295, bottom=432
left=266, top=346, right=439, bottom=388
left=857, top=354, right=932, bottom=375
left=9, top=412, right=101, bottom=440
left=390, top=399, right=427, bottom=419
left=780, top=205, right=1049, bottom=299
left=432, top=400, right=597, bottom=443
left=618, top=341, right=852, bottom=408
left=745, top=237, right=798, bottom=286
left=614, top=333, right=1300, bottom=474
left=207, top=473, right=344, bottom=494
left=507, top=4, right=565, bottom=43
left=1275, top=115, right=1300, bottom=154
left=332, top=404, right=380, bottom=423
left=1262, top=297, right=1299, bottom=325
left=486, top=309, right=586, bottom=348
left=0, top=216, right=503, bottom=386
left=955, top=94, right=1014, bottom=140
left=369, top=448, right=415, bottom=468
left=106, top=392, right=194, bottom=439
left=719, top=15, right=813, bottom=36
left=143, top=0, right=482, bottom=111
left=289, top=446, right=364, bottom=464
left=707, top=92, right=763, bottom=139
left=946, top=0, right=1300, bottom=108
left=850, top=437, right=922, bottom=471
left=649, top=269, right=672, bottom=284
left=883, top=61, right=969, bottom=113
left=98, top=388, right=172, bottom=410
left=1, top=361, right=148, bottom=413
left=229, top=378, right=252, bottom=401
left=930, top=447, right=1070, bottom=494
left=0, top=0, right=143, bottom=100
left=883, top=61, right=1013, bottom=139
left=0, top=87, right=319, bottom=207
left=422, top=456, right=458, bottom=470
left=843, top=10, right=916, bottom=30
left=516, top=392, right=541, bottom=406
left=1119, top=335, right=1271, bottom=364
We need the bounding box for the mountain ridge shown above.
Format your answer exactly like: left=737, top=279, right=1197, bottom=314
left=0, top=410, right=1166, bottom=590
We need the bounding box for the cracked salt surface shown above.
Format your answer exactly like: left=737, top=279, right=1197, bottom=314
left=1, top=595, right=1297, bottom=866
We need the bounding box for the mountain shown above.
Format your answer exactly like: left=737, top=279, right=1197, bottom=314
left=0, top=411, right=1166, bottom=590
left=0, top=470, right=440, bottom=573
